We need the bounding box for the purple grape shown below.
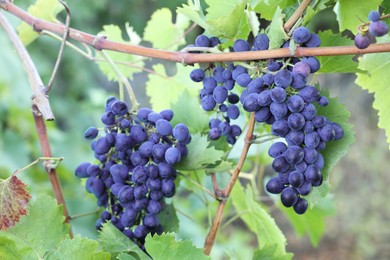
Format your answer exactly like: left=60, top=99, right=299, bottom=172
left=271, top=119, right=289, bottom=137
left=236, top=73, right=252, bottom=87
left=272, top=156, right=291, bottom=173
left=301, top=57, right=320, bottom=73
left=75, top=162, right=91, bottom=178
left=195, top=35, right=210, bottom=47
left=266, top=177, right=285, bottom=194
left=227, top=105, right=240, bottom=119
left=255, top=106, right=271, bottom=123
left=84, top=127, right=99, bottom=139
left=369, top=21, right=388, bottom=37
left=201, top=95, right=216, bottom=111
left=253, top=33, right=269, bottom=50
left=281, top=187, right=299, bottom=207
left=304, top=165, right=322, bottom=184
left=164, top=147, right=181, bottom=165
left=161, top=179, right=175, bottom=197
left=268, top=142, right=287, bottom=158
left=287, top=95, right=305, bottom=112
left=285, top=145, right=304, bottom=164
left=213, top=86, right=228, bottom=103
left=111, top=101, right=128, bottom=116
left=233, top=39, right=250, bottom=52
left=288, top=171, right=305, bottom=188
left=368, top=11, right=381, bottom=22
left=274, top=70, right=292, bottom=88
left=156, top=119, right=172, bottom=136
left=293, top=198, right=308, bottom=214
left=292, top=27, right=311, bottom=44
left=287, top=113, right=306, bottom=131
left=304, top=33, right=321, bottom=47
left=270, top=87, right=287, bottom=103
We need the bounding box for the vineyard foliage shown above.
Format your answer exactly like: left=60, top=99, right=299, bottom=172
left=0, top=0, right=389, bottom=259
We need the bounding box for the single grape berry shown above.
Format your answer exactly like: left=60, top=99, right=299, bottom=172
left=292, top=27, right=311, bottom=44
left=190, top=68, right=205, bottom=82
left=369, top=21, right=389, bottom=37
left=354, top=33, right=371, bottom=49
left=368, top=10, right=381, bottom=22
left=233, top=39, right=251, bottom=52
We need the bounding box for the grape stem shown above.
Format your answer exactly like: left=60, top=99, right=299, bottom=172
left=2, top=1, right=390, bottom=65
left=203, top=113, right=256, bottom=255
left=13, top=157, right=64, bottom=176
left=32, top=106, right=73, bottom=238
left=283, top=0, right=312, bottom=33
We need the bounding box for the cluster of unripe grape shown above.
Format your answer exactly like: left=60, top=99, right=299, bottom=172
left=189, top=26, right=344, bottom=214
left=354, top=10, right=389, bottom=49
left=75, top=97, right=190, bottom=247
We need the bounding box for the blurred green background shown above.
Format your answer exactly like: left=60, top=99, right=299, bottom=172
left=1, top=1, right=390, bottom=259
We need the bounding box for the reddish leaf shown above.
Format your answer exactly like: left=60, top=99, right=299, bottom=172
left=0, top=175, right=31, bottom=230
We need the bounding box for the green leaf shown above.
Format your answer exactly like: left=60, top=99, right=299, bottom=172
left=267, top=7, right=288, bottom=49
left=146, top=64, right=198, bottom=111
left=317, top=30, right=361, bottom=73
left=0, top=236, right=23, bottom=259
left=158, top=203, right=180, bottom=233
left=355, top=35, right=390, bottom=148
left=145, top=233, right=209, bottom=259
left=117, top=253, right=139, bottom=260
left=279, top=196, right=335, bottom=247
left=205, top=0, right=250, bottom=40
left=253, top=0, right=290, bottom=20
left=0, top=196, right=69, bottom=258
left=170, top=90, right=209, bottom=134
left=306, top=88, right=355, bottom=205
left=143, top=8, right=190, bottom=50
left=175, top=133, right=226, bottom=171
left=177, top=0, right=208, bottom=31
left=231, top=182, right=288, bottom=254
left=98, top=222, right=149, bottom=259
left=252, top=244, right=293, bottom=260
left=96, top=24, right=143, bottom=81
left=333, top=0, right=382, bottom=34
left=17, top=0, right=64, bottom=45
left=46, top=235, right=110, bottom=260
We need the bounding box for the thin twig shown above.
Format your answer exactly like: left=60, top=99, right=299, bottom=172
left=0, top=11, right=54, bottom=120
left=69, top=208, right=100, bottom=220
left=13, top=157, right=63, bottom=176
left=45, top=0, right=70, bottom=94
left=178, top=172, right=216, bottom=199
left=283, top=0, right=312, bottom=33
left=2, top=1, right=390, bottom=65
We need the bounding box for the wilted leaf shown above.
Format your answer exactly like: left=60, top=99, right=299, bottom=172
left=0, top=175, right=31, bottom=230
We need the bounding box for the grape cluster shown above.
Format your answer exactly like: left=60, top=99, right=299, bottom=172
left=354, top=10, right=389, bottom=49
left=75, top=97, right=190, bottom=247
left=189, top=27, right=344, bottom=214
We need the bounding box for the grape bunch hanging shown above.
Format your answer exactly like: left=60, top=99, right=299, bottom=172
left=354, top=10, right=389, bottom=49
left=189, top=26, right=344, bottom=214
left=75, top=97, right=191, bottom=247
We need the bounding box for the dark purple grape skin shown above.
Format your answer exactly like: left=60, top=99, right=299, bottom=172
left=173, top=123, right=189, bottom=142
left=164, top=147, right=181, bottom=165
left=94, top=137, right=112, bottom=155
left=236, top=73, right=252, bottom=87
left=287, top=95, right=305, bottom=113
left=288, top=171, right=305, bottom=188
left=75, top=162, right=91, bottom=178
left=270, top=87, right=287, bottom=103
left=299, top=86, right=321, bottom=103
left=304, top=165, right=322, bottom=184
left=253, top=33, right=270, bottom=50
left=268, top=142, right=287, bottom=158
left=134, top=225, right=148, bottom=239
left=304, top=33, right=321, bottom=47
left=255, top=107, right=271, bottom=123
left=201, top=95, right=216, bottom=111
left=301, top=57, right=320, bottom=73
left=293, top=198, right=308, bottom=214
left=161, top=179, right=175, bottom=197
left=354, top=33, right=371, bottom=49
left=266, top=177, right=285, bottom=194
left=368, top=11, right=381, bottom=22
left=146, top=200, right=162, bottom=214
left=318, top=123, right=336, bottom=142
left=84, top=127, right=99, bottom=140
left=369, top=21, right=389, bottom=37
left=274, top=70, right=292, bottom=88
left=296, top=181, right=312, bottom=196
left=190, top=68, right=205, bottom=82
left=195, top=35, right=210, bottom=47
left=156, top=119, right=172, bottom=136
left=285, top=145, right=304, bottom=165
left=111, top=101, right=128, bottom=116
left=233, top=39, right=251, bottom=52
left=160, top=109, right=174, bottom=121
left=287, top=113, right=306, bottom=131
left=281, top=187, right=299, bottom=207
left=271, top=119, right=289, bottom=137
left=292, top=27, right=311, bottom=44
left=227, top=105, right=240, bottom=119
left=272, top=156, right=291, bottom=173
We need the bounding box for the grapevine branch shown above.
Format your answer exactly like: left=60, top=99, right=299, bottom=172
left=2, top=0, right=390, bottom=66
left=0, top=11, right=72, bottom=237
left=0, top=11, right=54, bottom=120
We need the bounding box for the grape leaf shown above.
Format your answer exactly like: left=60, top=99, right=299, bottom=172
left=0, top=236, right=23, bottom=259
left=117, top=252, right=139, bottom=260
left=96, top=24, right=143, bottom=81
left=17, top=0, right=64, bottom=45
left=317, top=30, right=361, bottom=73
left=146, top=64, right=198, bottom=111
left=170, top=90, right=209, bottom=134
left=0, top=175, right=31, bottom=230
left=144, top=233, right=209, bottom=259
left=205, top=0, right=250, bottom=40
left=355, top=35, right=390, bottom=148
left=175, top=133, right=227, bottom=171
left=0, top=195, right=69, bottom=258
left=267, top=7, right=288, bottom=49
left=177, top=0, right=208, bottom=31
left=45, top=235, right=110, bottom=260
left=98, top=222, right=150, bottom=259
left=143, top=8, right=190, bottom=50
left=306, top=89, right=355, bottom=205
left=252, top=244, right=293, bottom=260
left=252, top=0, right=291, bottom=21
left=158, top=203, right=179, bottom=233
left=333, top=0, right=382, bottom=34
left=231, top=182, right=288, bottom=255
left=279, top=196, right=335, bottom=247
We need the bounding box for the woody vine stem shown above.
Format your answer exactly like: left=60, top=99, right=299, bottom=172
left=1, top=0, right=390, bottom=255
